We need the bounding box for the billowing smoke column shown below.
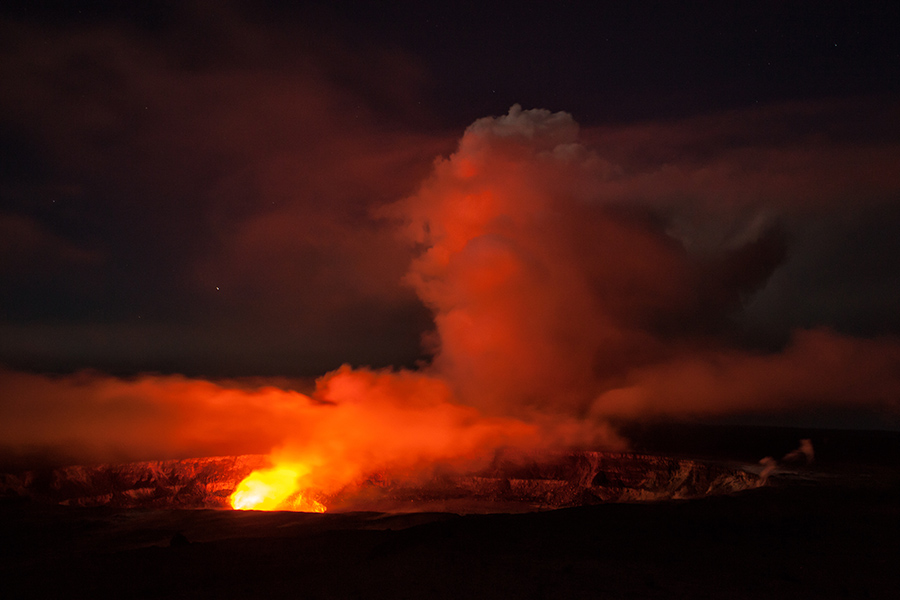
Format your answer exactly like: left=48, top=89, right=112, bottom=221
left=2, top=106, right=899, bottom=511
left=393, top=105, right=900, bottom=424
left=391, top=105, right=691, bottom=416
left=230, top=105, right=899, bottom=509
left=392, top=107, right=609, bottom=415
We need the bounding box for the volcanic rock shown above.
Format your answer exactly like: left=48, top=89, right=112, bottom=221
left=0, top=452, right=762, bottom=511
left=332, top=452, right=763, bottom=512
left=0, top=455, right=268, bottom=508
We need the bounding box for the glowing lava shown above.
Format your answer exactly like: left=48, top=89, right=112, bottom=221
left=229, top=464, right=326, bottom=512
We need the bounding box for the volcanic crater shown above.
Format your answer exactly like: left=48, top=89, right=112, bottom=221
left=1, top=451, right=762, bottom=513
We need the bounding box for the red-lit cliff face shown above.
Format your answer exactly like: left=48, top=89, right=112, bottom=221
left=0, top=456, right=268, bottom=509
left=0, top=452, right=762, bottom=512
left=325, top=452, right=764, bottom=513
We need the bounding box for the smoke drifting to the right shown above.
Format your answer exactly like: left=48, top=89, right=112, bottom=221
left=3, top=105, right=898, bottom=513
left=389, top=105, right=900, bottom=426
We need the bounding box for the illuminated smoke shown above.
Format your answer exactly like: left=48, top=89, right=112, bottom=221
left=2, top=106, right=899, bottom=511
left=782, top=439, right=814, bottom=464
left=0, top=369, right=320, bottom=465
left=391, top=105, right=900, bottom=423
left=589, top=329, right=900, bottom=419
left=389, top=105, right=680, bottom=415
left=232, top=366, right=544, bottom=508
left=758, top=457, right=778, bottom=483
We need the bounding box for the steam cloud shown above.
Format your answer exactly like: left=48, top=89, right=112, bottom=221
left=392, top=106, right=900, bottom=422
left=2, top=106, right=900, bottom=484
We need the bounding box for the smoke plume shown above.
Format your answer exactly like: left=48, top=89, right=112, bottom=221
left=390, top=106, right=900, bottom=425
left=2, top=106, right=899, bottom=497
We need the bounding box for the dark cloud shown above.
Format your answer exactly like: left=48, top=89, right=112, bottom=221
left=579, top=99, right=900, bottom=345
left=1, top=4, right=899, bottom=446
left=0, top=211, right=100, bottom=272
left=0, top=9, right=450, bottom=375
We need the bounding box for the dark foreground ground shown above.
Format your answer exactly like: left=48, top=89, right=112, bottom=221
left=2, top=425, right=898, bottom=599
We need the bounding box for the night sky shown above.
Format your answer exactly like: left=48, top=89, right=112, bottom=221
left=2, top=0, right=900, bottom=457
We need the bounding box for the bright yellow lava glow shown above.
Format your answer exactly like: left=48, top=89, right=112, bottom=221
left=229, top=466, right=326, bottom=512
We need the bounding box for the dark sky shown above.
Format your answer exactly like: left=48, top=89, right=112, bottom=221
left=1, top=1, right=900, bottom=442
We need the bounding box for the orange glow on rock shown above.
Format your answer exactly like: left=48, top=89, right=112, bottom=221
left=229, top=464, right=326, bottom=512
left=223, top=366, right=549, bottom=512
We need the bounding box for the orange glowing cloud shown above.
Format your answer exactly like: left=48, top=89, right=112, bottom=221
left=0, top=369, right=319, bottom=465
left=223, top=105, right=900, bottom=511
left=389, top=106, right=699, bottom=415
left=0, top=366, right=563, bottom=511
left=238, top=366, right=543, bottom=509
left=3, top=103, right=900, bottom=514
left=225, top=364, right=625, bottom=511
left=591, top=329, right=900, bottom=420
left=386, top=104, right=900, bottom=427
